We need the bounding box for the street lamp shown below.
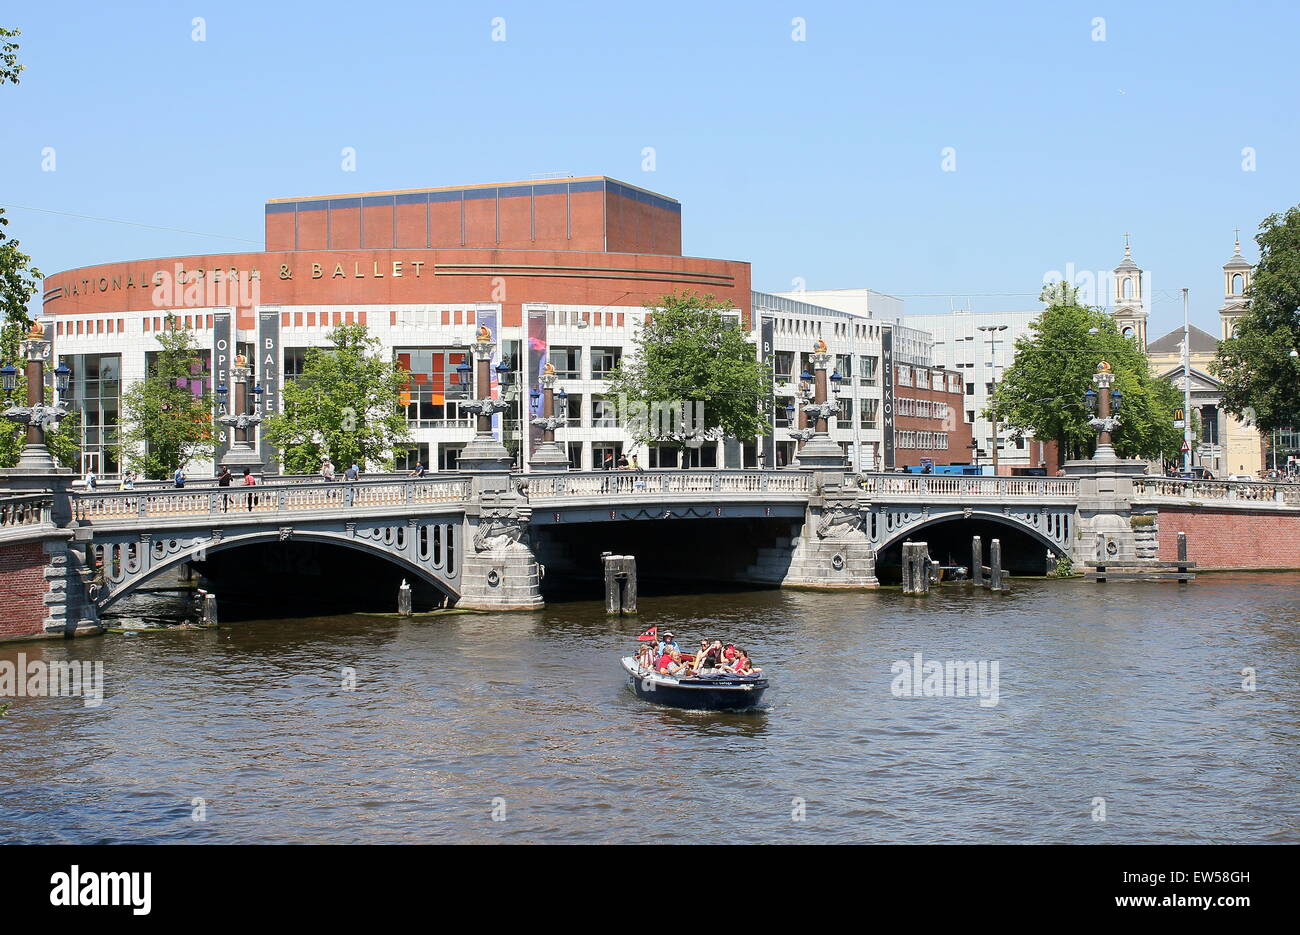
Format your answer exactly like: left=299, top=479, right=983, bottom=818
left=1084, top=388, right=1098, bottom=414
left=2, top=321, right=73, bottom=472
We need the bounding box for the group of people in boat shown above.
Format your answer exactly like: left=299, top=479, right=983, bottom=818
left=635, top=629, right=762, bottom=679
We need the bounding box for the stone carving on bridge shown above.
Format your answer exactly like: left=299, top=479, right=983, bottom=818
left=279, top=527, right=293, bottom=541
left=816, top=503, right=864, bottom=539
left=473, top=505, right=532, bottom=552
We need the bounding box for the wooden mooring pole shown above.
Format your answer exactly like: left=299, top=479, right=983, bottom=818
left=603, top=553, right=638, bottom=615
left=970, top=535, right=1009, bottom=592
left=902, top=541, right=933, bottom=595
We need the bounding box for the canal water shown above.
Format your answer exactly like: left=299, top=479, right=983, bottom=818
left=2, top=573, right=1297, bottom=844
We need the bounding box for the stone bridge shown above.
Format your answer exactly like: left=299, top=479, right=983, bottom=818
left=3, top=462, right=1300, bottom=642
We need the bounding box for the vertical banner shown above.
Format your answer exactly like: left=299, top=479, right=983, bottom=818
left=526, top=305, right=549, bottom=465
left=258, top=306, right=281, bottom=472
left=212, top=308, right=232, bottom=466
left=761, top=315, right=776, bottom=469
left=881, top=325, right=895, bottom=470
left=475, top=303, right=500, bottom=436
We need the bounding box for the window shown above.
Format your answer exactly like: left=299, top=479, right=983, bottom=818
left=394, top=443, right=430, bottom=471
left=592, top=441, right=623, bottom=469
left=774, top=351, right=794, bottom=383
left=591, top=347, right=622, bottom=379
left=967, top=409, right=975, bottom=423
left=899, top=367, right=912, bottom=387
left=834, top=354, right=853, bottom=382
left=860, top=398, right=879, bottom=429
left=966, top=383, right=975, bottom=396
left=648, top=445, right=678, bottom=468
left=776, top=395, right=795, bottom=428
left=438, top=444, right=463, bottom=471
left=836, top=398, right=853, bottom=428
left=563, top=393, right=584, bottom=428
left=66, top=353, right=121, bottom=475
left=1232, top=273, right=1244, bottom=295
left=592, top=395, right=619, bottom=428
left=859, top=356, right=878, bottom=385
left=550, top=346, right=581, bottom=380
left=395, top=348, right=472, bottom=427
left=566, top=441, right=584, bottom=469
left=283, top=347, right=309, bottom=382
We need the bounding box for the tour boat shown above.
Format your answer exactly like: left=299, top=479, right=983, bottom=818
left=620, top=656, right=769, bottom=711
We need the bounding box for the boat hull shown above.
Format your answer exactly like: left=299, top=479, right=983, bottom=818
left=622, top=657, right=768, bottom=711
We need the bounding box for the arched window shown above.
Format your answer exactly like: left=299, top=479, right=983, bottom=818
left=1232, top=273, right=1244, bottom=295
left=1122, top=277, right=1133, bottom=299
left=1121, top=325, right=1135, bottom=338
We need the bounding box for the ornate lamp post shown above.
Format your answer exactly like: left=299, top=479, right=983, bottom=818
left=789, top=368, right=817, bottom=448
left=795, top=339, right=847, bottom=469
left=457, top=325, right=513, bottom=472
left=2, top=321, right=73, bottom=473
left=216, top=351, right=264, bottom=472
left=1086, top=360, right=1122, bottom=462
left=528, top=362, right=570, bottom=472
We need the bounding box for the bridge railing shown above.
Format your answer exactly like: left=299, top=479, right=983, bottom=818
left=70, top=476, right=471, bottom=522
left=527, top=470, right=813, bottom=500
left=856, top=473, right=1080, bottom=498
left=1133, top=476, right=1300, bottom=505
left=0, top=494, right=54, bottom=532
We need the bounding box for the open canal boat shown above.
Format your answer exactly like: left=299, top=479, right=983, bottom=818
left=620, top=656, right=769, bottom=711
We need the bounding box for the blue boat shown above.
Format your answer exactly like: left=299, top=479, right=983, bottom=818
left=621, top=656, right=769, bottom=711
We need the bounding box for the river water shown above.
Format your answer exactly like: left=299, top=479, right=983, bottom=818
left=2, top=573, right=1298, bottom=844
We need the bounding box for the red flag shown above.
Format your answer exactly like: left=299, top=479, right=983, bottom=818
left=636, top=625, right=658, bottom=642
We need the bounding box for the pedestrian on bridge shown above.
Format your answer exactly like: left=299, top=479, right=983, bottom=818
left=321, top=459, right=336, bottom=483
left=242, top=468, right=257, bottom=511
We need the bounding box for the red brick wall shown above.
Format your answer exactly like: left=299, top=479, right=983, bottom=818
left=893, top=366, right=972, bottom=468
left=1157, top=506, right=1300, bottom=569
left=0, top=541, right=47, bottom=640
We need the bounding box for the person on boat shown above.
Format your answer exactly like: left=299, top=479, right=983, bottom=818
left=657, top=650, right=691, bottom=677
left=635, top=641, right=656, bottom=670
left=694, top=639, right=725, bottom=674
left=725, top=650, right=761, bottom=676
left=723, top=643, right=739, bottom=664
left=657, top=631, right=679, bottom=655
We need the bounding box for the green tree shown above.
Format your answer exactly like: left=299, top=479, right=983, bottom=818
left=1213, top=206, right=1300, bottom=432
left=263, top=323, right=410, bottom=473
left=991, top=286, right=1183, bottom=462
left=607, top=291, right=771, bottom=465
left=116, top=315, right=214, bottom=478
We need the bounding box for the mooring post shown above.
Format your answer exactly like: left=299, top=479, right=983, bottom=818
left=1178, top=531, right=1188, bottom=564
left=201, top=592, right=218, bottom=627
left=621, top=555, right=638, bottom=614
left=902, top=542, right=915, bottom=594
left=971, top=536, right=983, bottom=588
left=989, top=538, right=1006, bottom=592
left=398, top=578, right=412, bottom=616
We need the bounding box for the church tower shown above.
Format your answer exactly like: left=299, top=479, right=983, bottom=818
left=1112, top=234, right=1147, bottom=348
left=1219, top=230, right=1253, bottom=341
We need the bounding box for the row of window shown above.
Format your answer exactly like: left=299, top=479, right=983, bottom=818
left=895, top=397, right=952, bottom=421
left=897, top=366, right=962, bottom=393
left=895, top=431, right=951, bottom=450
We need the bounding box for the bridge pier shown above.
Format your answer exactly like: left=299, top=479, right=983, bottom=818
left=745, top=477, right=878, bottom=589
left=457, top=474, right=544, bottom=611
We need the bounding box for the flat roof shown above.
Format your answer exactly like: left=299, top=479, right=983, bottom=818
left=266, top=176, right=680, bottom=206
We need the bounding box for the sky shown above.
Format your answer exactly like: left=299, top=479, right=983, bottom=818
left=3, top=0, right=1298, bottom=338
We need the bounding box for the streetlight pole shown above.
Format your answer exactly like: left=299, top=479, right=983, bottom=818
left=1, top=321, right=73, bottom=473
left=977, top=324, right=1008, bottom=475
left=795, top=339, right=847, bottom=469
left=528, top=363, right=570, bottom=472
left=457, top=325, right=513, bottom=472
left=215, top=352, right=264, bottom=474
left=1182, top=288, right=1192, bottom=473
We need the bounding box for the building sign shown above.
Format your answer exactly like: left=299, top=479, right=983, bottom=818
left=258, top=306, right=281, bottom=471
left=761, top=315, right=776, bottom=469
left=212, top=308, right=232, bottom=464
left=881, top=325, right=895, bottom=469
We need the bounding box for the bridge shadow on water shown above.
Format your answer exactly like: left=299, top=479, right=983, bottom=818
left=873, top=517, right=1055, bottom=586
left=194, top=540, right=446, bottom=622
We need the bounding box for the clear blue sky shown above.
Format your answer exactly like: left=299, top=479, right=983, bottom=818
left=4, top=0, right=1297, bottom=337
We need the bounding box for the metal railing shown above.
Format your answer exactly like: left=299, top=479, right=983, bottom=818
left=71, top=476, right=471, bottom=522
left=1133, top=476, right=1300, bottom=505
left=856, top=473, right=1080, bottom=498
left=527, top=470, right=814, bottom=500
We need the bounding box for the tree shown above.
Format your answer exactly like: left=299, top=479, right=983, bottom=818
left=607, top=291, right=771, bottom=465
left=262, top=323, right=410, bottom=473
left=990, top=286, right=1183, bottom=462
left=1213, top=206, right=1300, bottom=432
left=116, top=315, right=214, bottom=478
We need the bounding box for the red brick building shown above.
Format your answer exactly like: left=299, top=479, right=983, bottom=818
left=890, top=362, right=972, bottom=469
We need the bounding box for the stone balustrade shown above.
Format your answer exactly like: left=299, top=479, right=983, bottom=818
left=1132, top=476, right=1300, bottom=505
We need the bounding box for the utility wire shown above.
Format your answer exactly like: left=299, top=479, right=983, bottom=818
left=0, top=202, right=261, bottom=245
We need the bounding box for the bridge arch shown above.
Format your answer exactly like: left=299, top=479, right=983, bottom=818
left=874, top=510, right=1070, bottom=557
left=91, top=526, right=461, bottom=612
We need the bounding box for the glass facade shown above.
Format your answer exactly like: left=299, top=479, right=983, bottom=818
left=395, top=348, right=472, bottom=427
left=67, top=353, right=121, bottom=475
